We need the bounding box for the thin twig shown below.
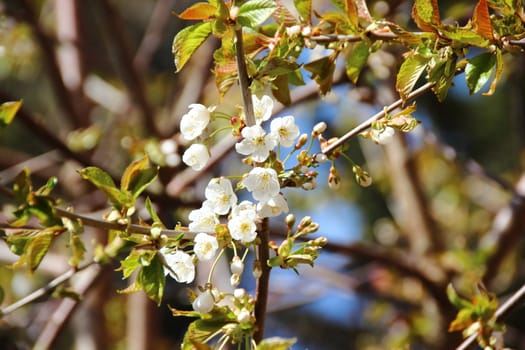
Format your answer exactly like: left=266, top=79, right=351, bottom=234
left=322, top=81, right=436, bottom=155
left=0, top=261, right=96, bottom=317
left=235, top=28, right=256, bottom=126
left=456, top=282, right=525, bottom=350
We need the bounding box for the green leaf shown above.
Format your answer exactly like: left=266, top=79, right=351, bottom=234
left=0, top=286, right=4, bottom=305
left=257, top=57, right=300, bottom=77
left=145, top=197, right=164, bottom=228
left=484, top=48, right=503, bottom=96
left=256, top=337, right=297, bottom=350
left=346, top=41, right=369, bottom=84
left=293, top=0, right=312, bottom=22
left=9, top=229, right=56, bottom=272
left=13, top=168, right=31, bottom=204
left=271, top=74, right=291, bottom=106
left=182, top=307, right=236, bottom=349
left=396, top=53, right=429, bottom=101
left=465, top=52, right=496, bottom=94
left=0, top=100, right=22, bottom=128
left=137, top=254, right=165, bottom=305
left=440, top=26, right=490, bottom=47
left=121, top=156, right=157, bottom=199
left=237, top=0, right=278, bottom=28
left=447, top=284, right=472, bottom=309
left=304, top=55, right=336, bottom=96
left=177, top=2, right=217, bottom=20
left=118, top=250, right=143, bottom=279
left=78, top=167, right=130, bottom=209
left=173, top=22, right=213, bottom=72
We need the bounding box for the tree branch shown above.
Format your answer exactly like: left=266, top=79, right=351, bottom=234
left=253, top=217, right=271, bottom=343
left=234, top=28, right=255, bottom=126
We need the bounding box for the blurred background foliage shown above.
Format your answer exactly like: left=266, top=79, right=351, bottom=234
left=1, top=0, right=525, bottom=349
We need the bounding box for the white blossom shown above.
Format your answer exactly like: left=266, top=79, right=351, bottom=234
left=243, top=167, right=280, bottom=202
left=270, top=116, right=300, bottom=148
left=252, top=95, right=273, bottom=125
left=257, top=193, right=289, bottom=217
left=192, top=290, right=215, bottom=314
left=188, top=203, right=219, bottom=232
left=235, top=125, right=277, bottom=162
left=182, top=143, right=209, bottom=171
left=204, top=178, right=237, bottom=215
left=180, top=104, right=211, bottom=141
left=231, top=200, right=257, bottom=221
left=193, top=233, right=219, bottom=261
left=237, top=308, right=251, bottom=323
left=371, top=126, right=395, bottom=145
left=228, top=215, right=257, bottom=243
left=161, top=249, right=195, bottom=283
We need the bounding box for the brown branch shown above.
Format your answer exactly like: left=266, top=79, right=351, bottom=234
left=482, top=173, right=525, bottom=287
left=254, top=217, right=271, bottom=343
left=235, top=28, right=256, bottom=126
left=97, top=0, right=158, bottom=136
left=133, top=0, right=176, bottom=74
left=7, top=0, right=83, bottom=129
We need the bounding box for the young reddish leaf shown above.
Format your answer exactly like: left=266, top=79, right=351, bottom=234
left=173, top=22, right=213, bottom=72
left=412, top=0, right=441, bottom=32
left=396, top=52, right=429, bottom=102
left=473, top=0, right=494, bottom=41
left=176, top=2, right=217, bottom=20
left=0, top=100, right=22, bottom=128
left=465, top=52, right=496, bottom=94
left=345, top=41, right=369, bottom=84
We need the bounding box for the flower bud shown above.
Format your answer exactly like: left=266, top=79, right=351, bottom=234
left=150, top=226, right=162, bottom=239
left=312, top=122, right=327, bottom=136
left=230, top=256, right=244, bottom=275
left=234, top=288, right=246, bottom=299
left=295, top=133, right=309, bottom=149
left=285, top=214, right=296, bottom=229
left=252, top=260, right=262, bottom=279
left=230, top=273, right=241, bottom=287
left=229, top=6, right=239, bottom=20
left=298, top=216, right=312, bottom=229
left=192, top=290, right=215, bottom=314
left=237, top=309, right=251, bottom=323
left=314, top=153, right=328, bottom=163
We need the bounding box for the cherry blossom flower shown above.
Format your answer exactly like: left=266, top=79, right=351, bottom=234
left=180, top=104, right=211, bottom=141
left=160, top=249, right=195, bottom=283
left=231, top=200, right=257, bottom=221
left=257, top=193, right=289, bottom=217
left=188, top=203, right=219, bottom=232
left=235, top=125, right=277, bottom=162
left=230, top=256, right=244, bottom=275
left=252, top=94, right=273, bottom=125
left=243, top=167, right=280, bottom=202
left=193, top=233, right=219, bottom=261
left=270, top=116, right=300, bottom=148
left=192, top=290, right=215, bottom=314
left=228, top=216, right=257, bottom=243
left=182, top=143, right=209, bottom=171
left=204, top=178, right=237, bottom=215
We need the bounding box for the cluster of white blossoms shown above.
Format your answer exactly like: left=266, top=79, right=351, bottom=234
left=181, top=104, right=213, bottom=171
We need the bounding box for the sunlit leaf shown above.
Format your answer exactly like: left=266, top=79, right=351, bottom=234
left=177, top=2, right=217, bottom=20
left=118, top=250, right=143, bottom=279
left=412, top=0, right=440, bottom=32
left=440, top=26, right=490, bottom=47
left=78, top=167, right=130, bottom=209
left=293, top=0, right=311, bottom=22
left=0, top=100, right=22, bottom=128
left=447, top=284, right=472, bottom=309
left=465, top=52, right=496, bottom=94
left=483, top=48, right=503, bottom=96
left=182, top=307, right=236, bottom=349
left=121, top=156, right=157, bottom=199
left=330, top=0, right=358, bottom=28
left=237, top=0, right=278, bottom=28
left=137, top=254, right=165, bottom=305
left=396, top=53, right=429, bottom=101
left=9, top=229, right=57, bottom=272
left=173, top=22, right=213, bottom=72
left=473, top=0, right=494, bottom=40
left=256, top=337, right=297, bottom=350
left=345, top=41, right=369, bottom=84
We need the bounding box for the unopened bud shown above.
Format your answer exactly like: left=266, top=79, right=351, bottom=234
left=237, top=309, right=251, bottom=323
left=230, top=256, right=244, bottom=275
left=230, top=273, right=241, bottom=287
left=234, top=288, right=246, bottom=299
left=150, top=226, right=162, bottom=239
left=252, top=260, right=262, bottom=279
left=295, top=133, right=309, bottom=149
left=314, top=153, right=328, bottom=163
left=312, top=122, right=327, bottom=136
left=298, top=216, right=312, bottom=230
left=285, top=214, right=296, bottom=228
left=229, top=6, right=239, bottom=20
left=314, top=236, right=328, bottom=246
